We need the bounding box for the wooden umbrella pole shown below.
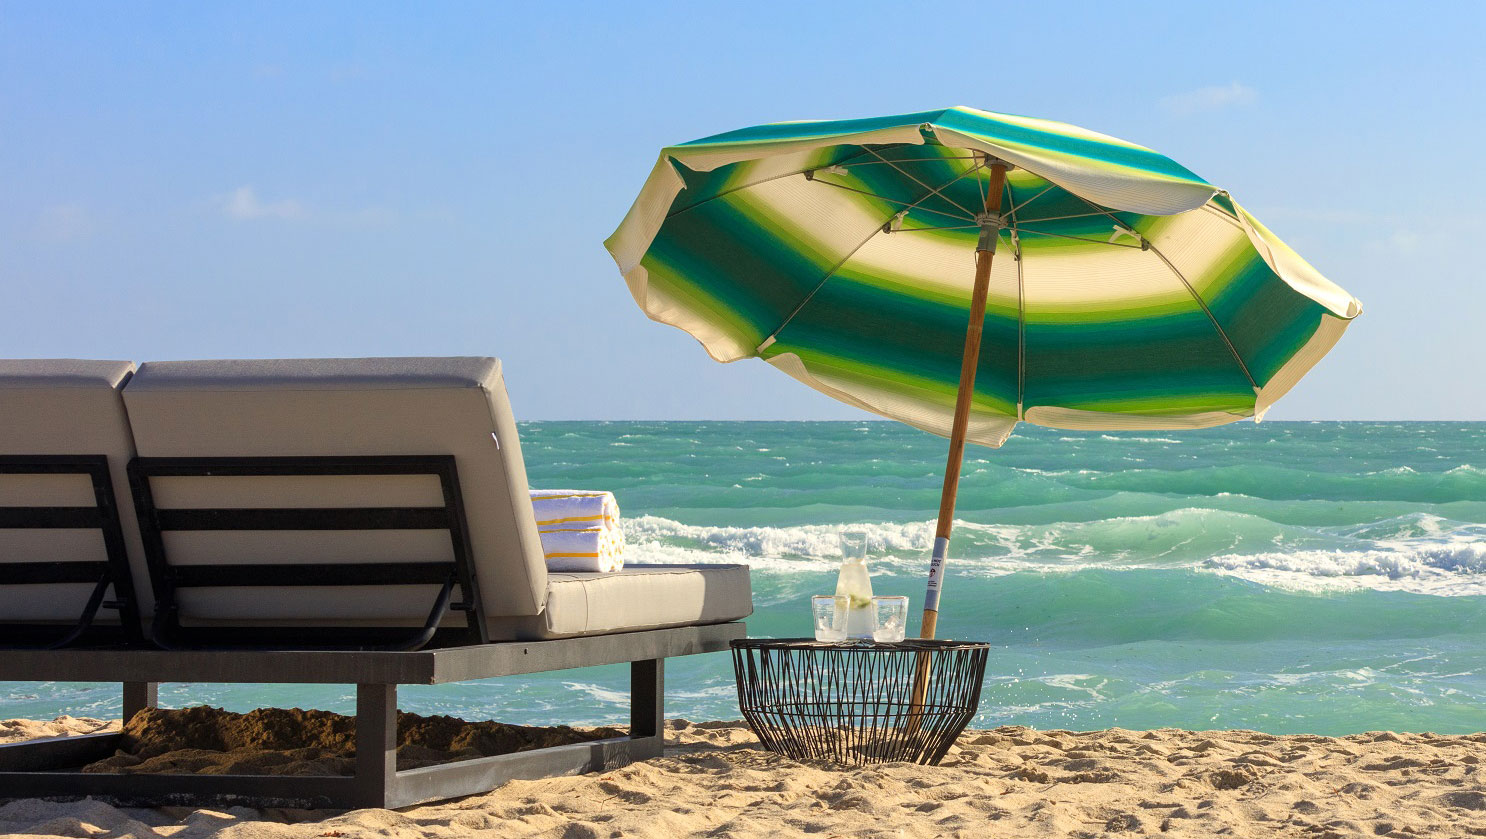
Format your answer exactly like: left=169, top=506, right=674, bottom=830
left=907, top=159, right=1008, bottom=733
left=921, top=160, right=1009, bottom=641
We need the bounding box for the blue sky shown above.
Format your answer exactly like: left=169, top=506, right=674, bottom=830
left=2, top=1, right=1482, bottom=420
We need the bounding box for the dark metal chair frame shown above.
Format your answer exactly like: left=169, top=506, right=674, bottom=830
left=0, top=623, right=743, bottom=809
left=0, top=455, right=143, bottom=648
left=128, top=455, right=488, bottom=651
left=0, top=452, right=748, bottom=808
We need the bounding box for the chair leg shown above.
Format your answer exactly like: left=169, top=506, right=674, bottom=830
left=354, top=683, right=397, bottom=808
left=122, top=681, right=157, bottom=723
left=630, top=659, right=664, bottom=740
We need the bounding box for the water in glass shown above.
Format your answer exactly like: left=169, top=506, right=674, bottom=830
left=812, top=594, right=848, bottom=642
left=871, top=595, right=909, bottom=643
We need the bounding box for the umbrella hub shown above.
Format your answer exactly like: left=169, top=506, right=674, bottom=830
left=974, top=212, right=1004, bottom=253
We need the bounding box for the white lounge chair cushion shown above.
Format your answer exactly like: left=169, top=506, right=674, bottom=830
left=485, top=564, right=753, bottom=640
left=0, top=359, right=149, bottom=623
left=122, top=357, right=550, bottom=619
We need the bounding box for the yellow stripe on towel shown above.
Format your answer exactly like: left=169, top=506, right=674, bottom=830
left=536, top=514, right=615, bottom=526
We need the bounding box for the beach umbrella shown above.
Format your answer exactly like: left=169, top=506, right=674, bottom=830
left=605, top=107, right=1361, bottom=639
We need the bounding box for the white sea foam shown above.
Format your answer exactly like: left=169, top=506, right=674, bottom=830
left=561, top=682, right=630, bottom=705
left=667, top=684, right=737, bottom=701
left=1206, top=538, right=1486, bottom=596
left=626, top=509, right=1258, bottom=563
left=1040, top=674, right=1110, bottom=699
left=1330, top=512, right=1463, bottom=541
left=1100, top=434, right=1183, bottom=444
left=622, top=515, right=935, bottom=572
left=623, top=512, right=1486, bottom=595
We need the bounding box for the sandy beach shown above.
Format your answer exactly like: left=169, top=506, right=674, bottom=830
left=3, top=715, right=1483, bottom=838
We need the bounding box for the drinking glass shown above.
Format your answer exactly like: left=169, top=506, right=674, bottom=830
left=812, top=594, right=849, bottom=642
left=871, top=595, right=909, bottom=643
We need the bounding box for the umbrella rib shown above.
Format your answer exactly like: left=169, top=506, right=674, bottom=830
left=1146, top=242, right=1258, bottom=390
left=1004, top=178, right=1027, bottom=420
left=1012, top=185, right=1144, bottom=246
left=808, top=180, right=978, bottom=223
left=662, top=146, right=885, bottom=220
left=1202, top=202, right=1246, bottom=229
left=1011, top=210, right=1114, bottom=225
left=1006, top=184, right=1056, bottom=217
left=755, top=165, right=988, bottom=354
left=835, top=155, right=981, bottom=167
left=1012, top=228, right=1145, bottom=248
left=865, top=147, right=983, bottom=218
left=751, top=224, right=888, bottom=355
left=1060, top=192, right=1259, bottom=390
left=1016, top=246, right=1026, bottom=419
left=893, top=224, right=980, bottom=233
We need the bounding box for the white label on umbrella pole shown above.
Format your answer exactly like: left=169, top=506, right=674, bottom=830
left=924, top=537, right=950, bottom=612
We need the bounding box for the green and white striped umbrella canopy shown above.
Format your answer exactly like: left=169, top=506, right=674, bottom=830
left=606, top=107, right=1361, bottom=447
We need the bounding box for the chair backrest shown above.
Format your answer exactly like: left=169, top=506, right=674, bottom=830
left=0, top=359, right=148, bottom=644
left=120, top=357, right=549, bottom=643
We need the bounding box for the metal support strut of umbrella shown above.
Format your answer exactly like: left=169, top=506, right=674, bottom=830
left=605, top=107, right=1361, bottom=641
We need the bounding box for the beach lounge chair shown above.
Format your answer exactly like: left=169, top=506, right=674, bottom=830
left=0, top=360, right=146, bottom=648
left=0, top=357, right=750, bottom=808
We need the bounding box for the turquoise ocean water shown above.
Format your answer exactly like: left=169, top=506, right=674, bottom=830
left=5, top=421, right=1483, bottom=735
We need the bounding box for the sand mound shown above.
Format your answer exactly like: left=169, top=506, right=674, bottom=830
left=80, top=705, right=623, bottom=776
left=0, top=715, right=116, bottom=744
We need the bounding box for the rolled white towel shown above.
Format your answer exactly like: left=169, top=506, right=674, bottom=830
left=529, top=489, right=620, bottom=531
left=529, top=489, right=625, bottom=572
left=538, top=526, right=624, bottom=573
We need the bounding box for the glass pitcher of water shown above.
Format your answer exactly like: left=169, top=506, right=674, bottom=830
left=835, top=531, right=874, bottom=639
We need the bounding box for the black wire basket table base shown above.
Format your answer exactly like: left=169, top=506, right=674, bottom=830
left=731, top=638, right=990, bottom=766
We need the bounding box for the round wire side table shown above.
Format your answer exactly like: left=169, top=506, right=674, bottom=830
left=730, top=638, right=990, bottom=766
